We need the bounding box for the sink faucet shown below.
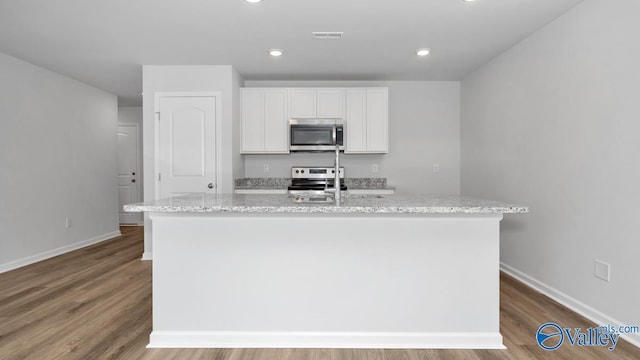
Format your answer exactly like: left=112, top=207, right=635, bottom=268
left=324, top=143, right=341, bottom=201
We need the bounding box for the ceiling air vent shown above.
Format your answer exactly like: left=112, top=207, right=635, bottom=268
left=312, top=32, right=344, bottom=40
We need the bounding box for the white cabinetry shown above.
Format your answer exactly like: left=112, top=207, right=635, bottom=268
left=240, top=88, right=289, bottom=154
left=240, top=87, right=388, bottom=154
left=345, top=88, right=388, bottom=153
left=290, top=88, right=344, bottom=119
left=290, top=89, right=316, bottom=118
left=317, top=89, right=345, bottom=118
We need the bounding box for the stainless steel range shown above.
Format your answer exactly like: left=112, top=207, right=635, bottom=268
left=288, top=166, right=346, bottom=197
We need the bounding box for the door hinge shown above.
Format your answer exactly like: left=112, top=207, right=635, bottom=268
left=158, top=173, right=161, bottom=182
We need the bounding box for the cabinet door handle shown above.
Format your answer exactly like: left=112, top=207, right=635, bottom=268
left=208, top=183, right=215, bottom=189
left=131, top=179, right=136, bottom=183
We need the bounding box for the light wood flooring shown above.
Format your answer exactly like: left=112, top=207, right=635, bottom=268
left=1, top=226, right=638, bottom=359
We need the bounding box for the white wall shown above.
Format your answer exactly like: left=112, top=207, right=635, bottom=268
left=142, top=66, right=241, bottom=197
left=141, top=66, right=242, bottom=257
left=0, top=52, right=119, bottom=272
left=244, top=81, right=460, bottom=195
left=232, top=69, right=245, bottom=181
left=461, top=0, right=640, bottom=344
left=118, top=106, right=142, bottom=125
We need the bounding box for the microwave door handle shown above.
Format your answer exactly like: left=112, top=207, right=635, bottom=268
left=332, top=126, right=337, bottom=145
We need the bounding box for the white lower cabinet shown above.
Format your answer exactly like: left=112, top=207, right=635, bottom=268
left=240, top=88, right=289, bottom=154
left=345, top=88, right=388, bottom=154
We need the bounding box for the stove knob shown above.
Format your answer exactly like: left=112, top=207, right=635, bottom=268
left=331, top=170, right=335, bottom=173
left=301, top=170, right=305, bottom=174
left=295, top=170, right=299, bottom=174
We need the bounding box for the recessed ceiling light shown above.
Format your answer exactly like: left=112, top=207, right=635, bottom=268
left=268, top=49, right=283, bottom=57
left=463, top=0, right=477, bottom=2
left=245, top=0, right=263, bottom=3
left=416, top=48, right=431, bottom=56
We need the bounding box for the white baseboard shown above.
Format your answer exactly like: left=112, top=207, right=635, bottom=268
left=148, top=331, right=505, bottom=349
left=500, top=262, right=640, bottom=348
left=141, top=252, right=153, bottom=261
left=0, top=230, right=122, bottom=274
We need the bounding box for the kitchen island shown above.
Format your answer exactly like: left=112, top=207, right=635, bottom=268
left=125, top=194, right=527, bottom=349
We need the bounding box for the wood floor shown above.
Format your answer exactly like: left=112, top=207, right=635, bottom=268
left=1, top=227, right=638, bottom=360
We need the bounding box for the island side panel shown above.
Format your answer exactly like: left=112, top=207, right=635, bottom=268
left=149, top=212, right=504, bottom=349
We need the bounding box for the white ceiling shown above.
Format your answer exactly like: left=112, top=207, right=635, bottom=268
left=0, top=0, right=582, bottom=106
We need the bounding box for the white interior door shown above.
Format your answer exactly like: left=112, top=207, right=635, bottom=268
left=158, top=96, right=217, bottom=199
left=117, top=124, right=142, bottom=224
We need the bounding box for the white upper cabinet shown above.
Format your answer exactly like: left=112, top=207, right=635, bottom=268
left=345, top=88, right=388, bottom=154
left=240, top=89, right=264, bottom=153
left=345, top=89, right=367, bottom=152
left=290, top=88, right=345, bottom=119
left=316, top=89, right=345, bottom=118
left=263, top=90, right=289, bottom=152
left=365, top=88, right=389, bottom=153
left=290, top=89, right=316, bottom=118
left=240, top=88, right=289, bottom=154
left=241, top=87, right=387, bottom=155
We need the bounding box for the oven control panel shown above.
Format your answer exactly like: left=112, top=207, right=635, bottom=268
left=291, top=167, right=344, bottom=179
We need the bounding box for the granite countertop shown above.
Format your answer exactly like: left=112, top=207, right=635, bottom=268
left=234, top=178, right=289, bottom=190
left=234, top=177, right=396, bottom=192
left=124, top=193, right=528, bottom=214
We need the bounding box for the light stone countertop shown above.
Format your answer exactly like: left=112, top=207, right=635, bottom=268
left=233, top=177, right=395, bottom=192
left=124, top=193, right=528, bottom=214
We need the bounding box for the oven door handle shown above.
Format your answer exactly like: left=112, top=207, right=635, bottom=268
left=332, top=125, right=337, bottom=145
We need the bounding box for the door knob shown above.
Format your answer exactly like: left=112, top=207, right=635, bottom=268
left=208, top=183, right=215, bottom=189
left=131, top=179, right=136, bottom=183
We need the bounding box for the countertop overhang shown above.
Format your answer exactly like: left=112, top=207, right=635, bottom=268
left=124, top=193, right=528, bottom=214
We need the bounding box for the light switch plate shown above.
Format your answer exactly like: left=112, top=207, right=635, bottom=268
left=594, top=259, right=610, bottom=282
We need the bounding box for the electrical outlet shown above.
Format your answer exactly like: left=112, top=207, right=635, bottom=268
left=594, top=260, right=610, bottom=282
left=263, top=164, right=269, bottom=173
left=65, top=217, right=72, bottom=229
left=372, top=164, right=378, bottom=173
left=433, top=163, right=440, bottom=173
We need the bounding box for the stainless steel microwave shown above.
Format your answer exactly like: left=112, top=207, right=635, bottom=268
left=289, top=119, right=344, bottom=152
